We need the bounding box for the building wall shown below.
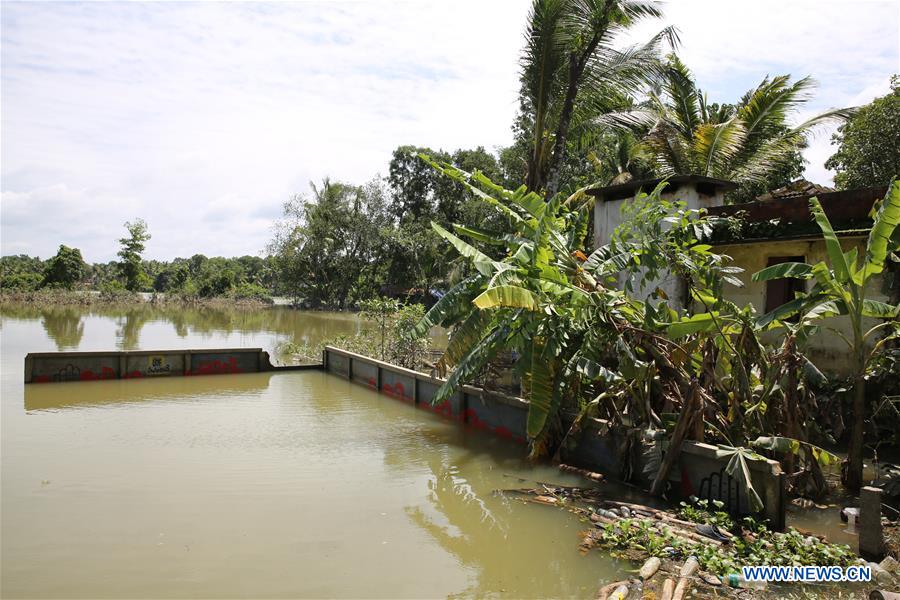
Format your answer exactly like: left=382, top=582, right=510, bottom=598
left=594, top=185, right=724, bottom=247
left=594, top=183, right=726, bottom=309
left=715, top=236, right=890, bottom=375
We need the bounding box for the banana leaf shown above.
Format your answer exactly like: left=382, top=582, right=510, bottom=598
left=474, top=285, right=540, bottom=310
left=810, top=198, right=851, bottom=283
left=863, top=179, right=900, bottom=279
left=751, top=436, right=840, bottom=467
left=526, top=338, right=554, bottom=438
left=410, top=276, right=484, bottom=338
left=667, top=312, right=722, bottom=338
left=751, top=261, right=813, bottom=282
left=862, top=299, right=900, bottom=318
left=431, top=222, right=509, bottom=277
left=715, top=445, right=764, bottom=512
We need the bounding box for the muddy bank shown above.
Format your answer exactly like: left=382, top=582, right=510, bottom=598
left=0, top=289, right=272, bottom=309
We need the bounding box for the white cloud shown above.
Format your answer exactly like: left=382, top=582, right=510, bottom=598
left=626, top=0, right=899, bottom=186
left=2, top=0, right=897, bottom=261
left=2, top=1, right=526, bottom=261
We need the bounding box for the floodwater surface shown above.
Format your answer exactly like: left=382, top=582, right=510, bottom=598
left=1, top=304, right=623, bottom=598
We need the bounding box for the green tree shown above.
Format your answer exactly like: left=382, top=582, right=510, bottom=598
left=826, top=77, right=900, bottom=190
left=41, top=245, right=86, bottom=289
left=117, top=219, right=151, bottom=291
left=270, top=178, right=391, bottom=308
left=359, top=297, right=400, bottom=360
left=1, top=255, right=45, bottom=290
left=518, top=0, right=671, bottom=196
left=631, top=57, right=849, bottom=201
left=153, top=263, right=189, bottom=292
left=752, top=181, right=900, bottom=491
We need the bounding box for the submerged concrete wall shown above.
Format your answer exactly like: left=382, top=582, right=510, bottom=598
left=325, top=346, right=786, bottom=529
left=25, top=348, right=317, bottom=383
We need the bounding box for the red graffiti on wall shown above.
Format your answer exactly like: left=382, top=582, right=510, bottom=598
left=81, top=366, right=117, bottom=381
left=462, top=407, right=526, bottom=444
left=187, top=357, right=241, bottom=376
left=680, top=465, right=697, bottom=497
left=33, top=364, right=117, bottom=383
left=381, top=381, right=412, bottom=402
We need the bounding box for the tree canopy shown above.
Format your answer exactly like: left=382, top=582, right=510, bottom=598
left=41, top=245, right=86, bottom=289
left=117, top=219, right=151, bottom=291
left=826, top=76, right=900, bottom=190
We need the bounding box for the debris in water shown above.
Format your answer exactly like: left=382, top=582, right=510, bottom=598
left=639, top=556, right=661, bottom=580
left=559, top=463, right=604, bottom=483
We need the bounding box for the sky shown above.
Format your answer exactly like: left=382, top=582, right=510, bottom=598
left=1, top=0, right=898, bottom=262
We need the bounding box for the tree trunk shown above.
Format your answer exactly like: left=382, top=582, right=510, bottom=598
left=650, top=383, right=699, bottom=496
left=846, top=374, right=867, bottom=491
left=543, top=10, right=609, bottom=200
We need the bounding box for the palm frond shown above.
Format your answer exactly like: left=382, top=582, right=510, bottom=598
left=663, top=55, right=702, bottom=139
left=738, top=75, right=814, bottom=139
left=693, top=117, right=747, bottom=178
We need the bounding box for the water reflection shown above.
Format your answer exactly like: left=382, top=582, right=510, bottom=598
left=383, top=425, right=611, bottom=597
left=40, top=307, right=85, bottom=350
left=24, top=372, right=273, bottom=411
left=2, top=303, right=378, bottom=361
left=115, top=308, right=153, bottom=350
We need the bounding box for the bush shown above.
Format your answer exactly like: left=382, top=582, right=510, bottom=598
left=227, top=282, right=273, bottom=303
left=1, top=272, right=42, bottom=291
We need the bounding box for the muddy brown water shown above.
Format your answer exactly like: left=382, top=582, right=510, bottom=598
left=1, top=304, right=629, bottom=598
left=0, top=303, right=861, bottom=598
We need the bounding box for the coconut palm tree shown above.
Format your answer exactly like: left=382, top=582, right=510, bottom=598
left=520, top=0, right=675, bottom=197
left=623, top=56, right=852, bottom=197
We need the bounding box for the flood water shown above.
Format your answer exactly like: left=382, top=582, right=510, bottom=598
left=1, top=303, right=625, bottom=598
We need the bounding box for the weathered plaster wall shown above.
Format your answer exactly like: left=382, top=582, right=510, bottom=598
left=716, top=237, right=890, bottom=374
left=594, top=184, right=727, bottom=309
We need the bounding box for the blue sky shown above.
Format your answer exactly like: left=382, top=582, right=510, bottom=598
left=2, top=0, right=898, bottom=262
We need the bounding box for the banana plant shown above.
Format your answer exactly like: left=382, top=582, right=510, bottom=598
left=751, top=180, right=900, bottom=490
left=411, top=153, right=650, bottom=456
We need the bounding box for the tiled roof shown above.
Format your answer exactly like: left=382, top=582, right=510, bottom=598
left=755, top=179, right=836, bottom=202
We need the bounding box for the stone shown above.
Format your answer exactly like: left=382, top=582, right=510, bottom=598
left=860, top=486, right=886, bottom=561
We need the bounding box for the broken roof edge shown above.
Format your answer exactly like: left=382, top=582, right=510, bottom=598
left=708, top=185, right=888, bottom=222
left=586, top=174, right=738, bottom=199
left=709, top=229, right=870, bottom=247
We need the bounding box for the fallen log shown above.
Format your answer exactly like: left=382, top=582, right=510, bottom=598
left=603, top=499, right=735, bottom=539
left=560, top=463, right=605, bottom=483
left=653, top=522, right=723, bottom=547
left=531, top=495, right=559, bottom=505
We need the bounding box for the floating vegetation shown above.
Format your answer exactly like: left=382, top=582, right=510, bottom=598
left=499, top=484, right=862, bottom=597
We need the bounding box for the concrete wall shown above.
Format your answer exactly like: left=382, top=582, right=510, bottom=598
left=594, top=184, right=725, bottom=248
left=594, top=183, right=727, bottom=309
left=25, top=348, right=317, bottom=383
left=715, top=236, right=891, bottom=374
left=324, top=346, right=785, bottom=528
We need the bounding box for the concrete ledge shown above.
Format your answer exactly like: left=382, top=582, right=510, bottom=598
left=25, top=348, right=321, bottom=383
left=325, top=345, right=786, bottom=528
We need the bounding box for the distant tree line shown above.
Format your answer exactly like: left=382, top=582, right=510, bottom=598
left=0, top=220, right=279, bottom=301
